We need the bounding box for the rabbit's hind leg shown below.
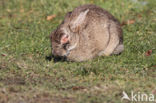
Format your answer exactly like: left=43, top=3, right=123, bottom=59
left=100, top=22, right=121, bottom=56
left=102, top=33, right=119, bottom=56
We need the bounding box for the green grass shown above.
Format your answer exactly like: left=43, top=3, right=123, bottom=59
left=0, top=0, right=156, bottom=103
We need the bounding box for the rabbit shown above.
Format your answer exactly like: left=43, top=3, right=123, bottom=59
left=50, top=4, right=124, bottom=62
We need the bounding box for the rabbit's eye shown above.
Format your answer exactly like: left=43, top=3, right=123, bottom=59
left=62, top=43, right=69, bottom=50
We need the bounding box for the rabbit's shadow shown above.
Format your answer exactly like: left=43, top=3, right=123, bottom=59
left=45, top=54, right=67, bottom=63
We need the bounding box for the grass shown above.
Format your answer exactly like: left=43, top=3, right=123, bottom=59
left=0, top=0, right=156, bottom=103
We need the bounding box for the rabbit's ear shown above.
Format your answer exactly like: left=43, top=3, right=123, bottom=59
left=61, top=34, right=69, bottom=44
left=70, top=9, right=89, bottom=32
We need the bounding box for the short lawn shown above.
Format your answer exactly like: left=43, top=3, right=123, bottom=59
left=0, top=0, right=156, bottom=103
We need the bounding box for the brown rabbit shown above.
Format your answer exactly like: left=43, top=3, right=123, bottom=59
left=50, top=4, right=124, bottom=62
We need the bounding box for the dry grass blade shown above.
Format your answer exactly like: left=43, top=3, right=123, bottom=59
left=46, top=14, right=56, bottom=21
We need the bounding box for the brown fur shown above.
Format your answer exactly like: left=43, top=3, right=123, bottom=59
left=50, top=4, right=124, bottom=62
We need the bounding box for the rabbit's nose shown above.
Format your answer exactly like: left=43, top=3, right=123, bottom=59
left=52, top=49, right=63, bottom=57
